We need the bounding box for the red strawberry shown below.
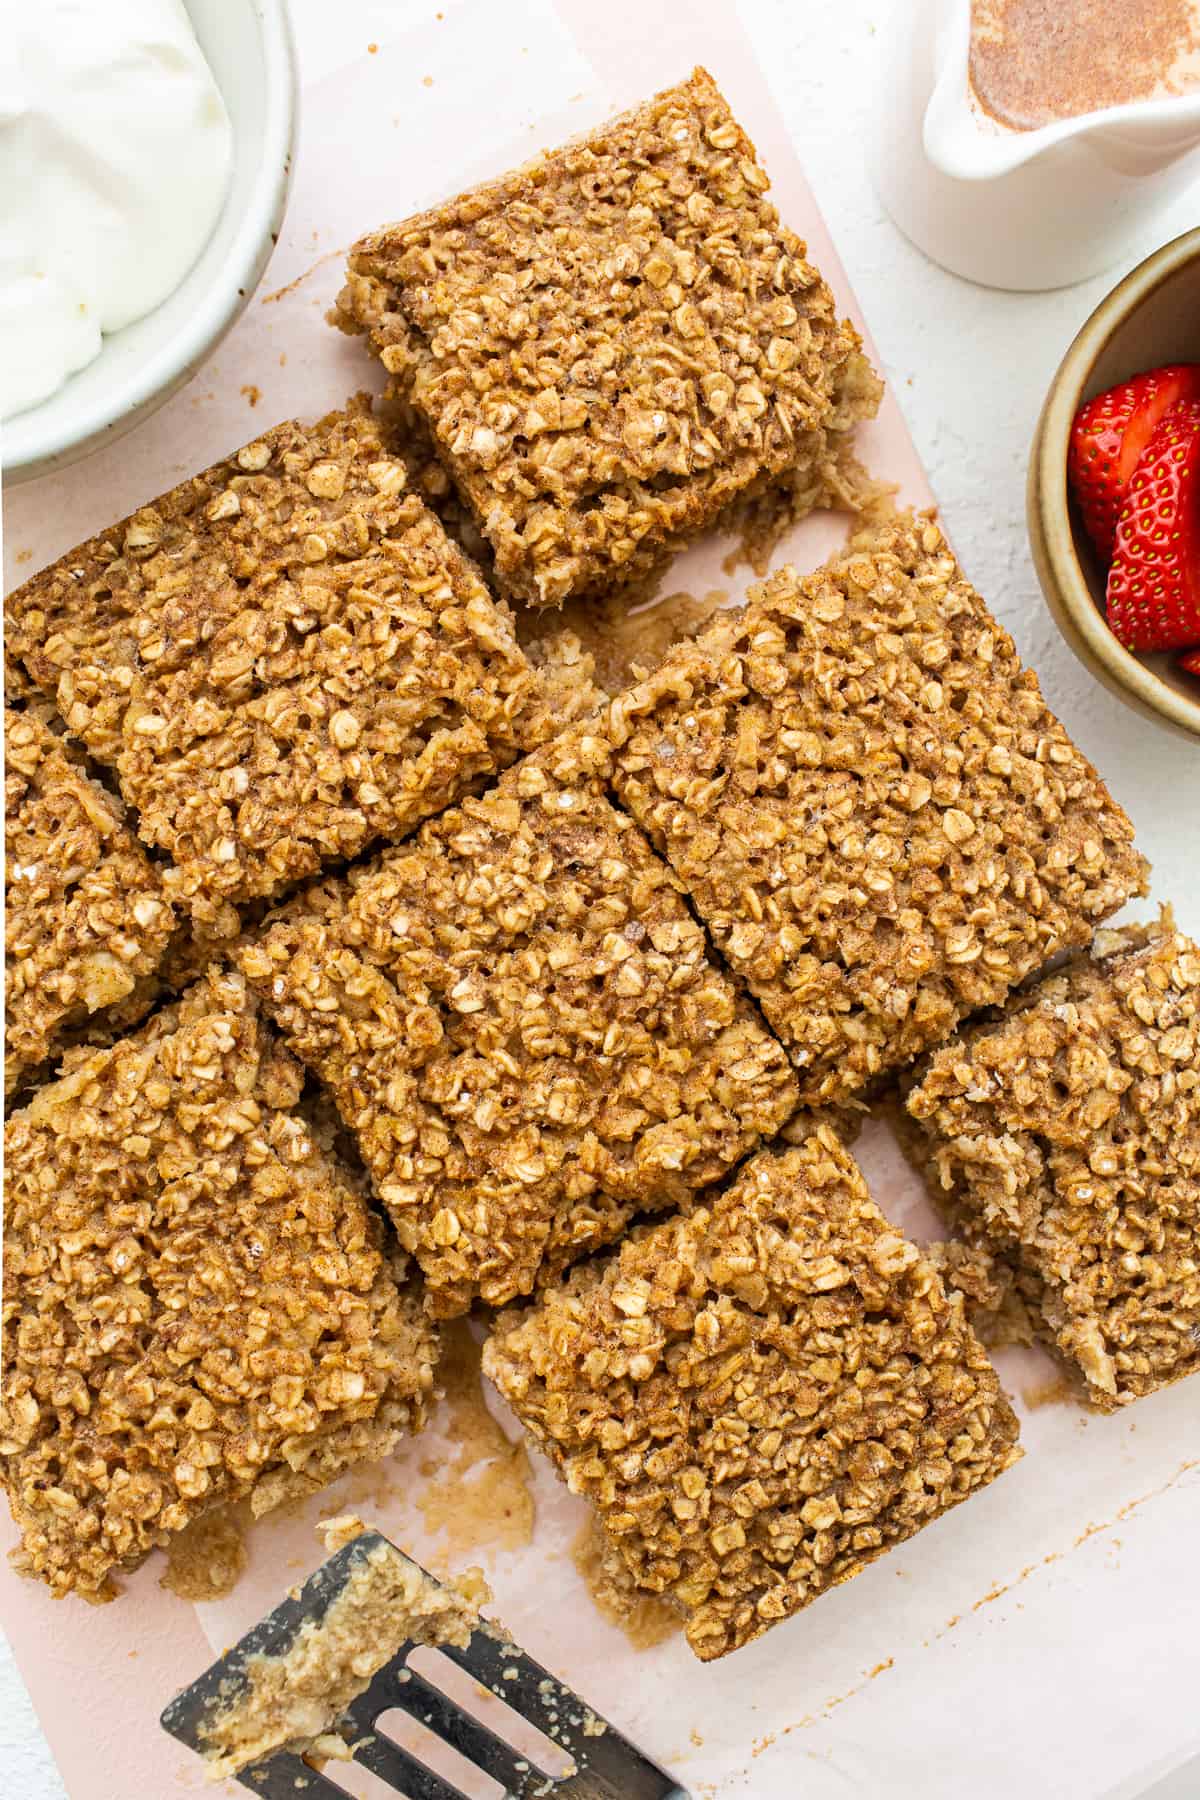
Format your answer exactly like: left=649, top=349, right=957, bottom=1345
left=1068, top=363, right=1200, bottom=559
left=1179, top=647, right=1200, bottom=679
left=1106, top=399, right=1200, bottom=652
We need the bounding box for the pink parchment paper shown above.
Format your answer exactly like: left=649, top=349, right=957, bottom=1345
left=3, top=4, right=1198, bottom=1798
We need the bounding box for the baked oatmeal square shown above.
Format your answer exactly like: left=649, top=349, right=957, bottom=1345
left=335, top=68, right=877, bottom=609
left=237, top=731, right=798, bottom=1316
left=5, top=704, right=174, bottom=1093
left=1, top=968, right=437, bottom=1601
left=5, top=404, right=546, bottom=934
left=906, top=914, right=1200, bottom=1409
left=484, top=1128, right=1021, bottom=1661
left=605, top=516, right=1148, bottom=1104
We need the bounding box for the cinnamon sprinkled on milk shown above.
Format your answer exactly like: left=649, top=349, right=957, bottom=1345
left=971, top=0, right=1200, bottom=129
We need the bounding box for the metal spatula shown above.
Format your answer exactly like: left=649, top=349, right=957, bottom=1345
left=161, top=1530, right=689, bottom=1800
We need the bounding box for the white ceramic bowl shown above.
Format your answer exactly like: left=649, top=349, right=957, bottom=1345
left=1, top=0, right=297, bottom=486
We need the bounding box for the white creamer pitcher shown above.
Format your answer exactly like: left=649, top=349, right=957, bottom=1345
left=870, top=0, right=1200, bottom=290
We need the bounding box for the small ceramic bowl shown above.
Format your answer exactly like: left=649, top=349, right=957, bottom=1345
left=2, top=0, right=297, bottom=486
left=1028, top=228, right=1200, bottom=743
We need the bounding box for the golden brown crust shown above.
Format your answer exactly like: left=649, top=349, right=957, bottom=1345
left=484, top=1130, right=1021, bottom=1661
left=336, top=69, right=876, bottom=608
left=1, top=969, right=438, bottom=1601
left=906, top=915, right=1200, bottom=1408
left=5, top=404, right=547, bottom=932
left=236, top=731, right=798, bottom=1316
left=603, top=516, right=1149, bottom=1104
left=5, top=706, right=174, bottom=1092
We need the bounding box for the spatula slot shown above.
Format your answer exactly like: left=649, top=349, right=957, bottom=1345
left=405, top=1646, right=577, bottom=1783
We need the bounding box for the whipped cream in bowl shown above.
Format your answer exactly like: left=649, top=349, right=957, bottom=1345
left=0, top=0, right=296, bottom=483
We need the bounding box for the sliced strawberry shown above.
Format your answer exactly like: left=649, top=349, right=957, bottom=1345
left=1179, top=647, right=1200, bottom=679
left=1068, top=363, right=1200, bottom=560
left=1107, top=399, right=1200, bottom=651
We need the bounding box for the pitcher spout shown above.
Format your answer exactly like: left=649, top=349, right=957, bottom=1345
left=920, top=0, right=1044, bottom=179
left=922, top=0, right=1200, bottom=182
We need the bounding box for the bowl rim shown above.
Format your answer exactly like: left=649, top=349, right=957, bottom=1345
left=1028, top=226, right=1200, bottom=743
left=0, top=0, right=298, bottom=485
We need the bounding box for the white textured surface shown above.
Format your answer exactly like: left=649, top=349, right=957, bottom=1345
left=3, top=2, right=1197, bottom=1795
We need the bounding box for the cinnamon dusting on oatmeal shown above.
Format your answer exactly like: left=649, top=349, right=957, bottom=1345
left=417, top=1323, right=535, bottom=1558
left=516, top=448, right=898, bottom=712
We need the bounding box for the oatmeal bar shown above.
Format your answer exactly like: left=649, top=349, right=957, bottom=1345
left=0, top=969, right=438, bottom=1601
left=906, top=914, right=1200, bottom=1408
left=605, top=516, right=1148, bottom=1104
left=5, top=705, right=174, bottom=1093
left=335, top=69, right=877, bottom=609
left=484, top=1128, right=1021, bottom=1661
left=5, top=403, right=546, bottom=933
left=200, top=1531, right=489, bottom=1777
left=237, top=731, right=798, bottom=1316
